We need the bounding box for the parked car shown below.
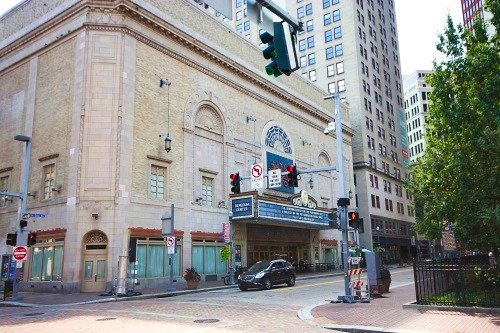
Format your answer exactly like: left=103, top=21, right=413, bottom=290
left=237, top=259, right=296, bottom=291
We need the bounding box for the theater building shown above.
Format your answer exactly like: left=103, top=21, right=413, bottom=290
left=0, top=0, right=354, bottom=293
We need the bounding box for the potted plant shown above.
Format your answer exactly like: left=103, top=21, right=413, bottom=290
left=184, top=267, right=201, bottom=290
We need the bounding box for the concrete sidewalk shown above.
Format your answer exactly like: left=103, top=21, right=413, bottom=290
left=1, top=270, right=343, bottom=307
left=302, top=283, right=499, bottom=333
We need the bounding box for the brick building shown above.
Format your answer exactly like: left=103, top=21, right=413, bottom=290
left=0, top=0, right=354, bottom=293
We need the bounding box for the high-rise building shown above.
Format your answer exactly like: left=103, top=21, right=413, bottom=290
left=197, top=0, right=415, bottom=261
left=403, top=70, right=433, bottom=163
left=461, top=0, right=494, bottom=35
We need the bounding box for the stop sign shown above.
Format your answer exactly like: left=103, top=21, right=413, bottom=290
left=12, top=246, right=28, bottom=261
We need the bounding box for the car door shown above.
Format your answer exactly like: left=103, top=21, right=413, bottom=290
left=270, top=262, right=281, bottom=283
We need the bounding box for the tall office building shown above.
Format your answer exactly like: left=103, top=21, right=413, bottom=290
left=461, top=0, right=494, bottom=35
left=403, top=70, right=433, bottom=163
left=197, top=0, right=415, bottom=262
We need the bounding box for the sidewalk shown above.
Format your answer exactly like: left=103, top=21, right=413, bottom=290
left=1, top=270, right=342, bottom=307
left=305, top=283, right=499, bottom=333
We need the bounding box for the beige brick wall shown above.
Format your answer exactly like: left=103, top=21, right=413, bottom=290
left=30, top=38, right=76, bottom=198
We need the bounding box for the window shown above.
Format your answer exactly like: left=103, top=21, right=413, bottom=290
left=337, top=79, right=345, bottom=92
left=243, top=20, right=250, bottom=31
left=299, top=39, right=306, bottom=51
left=136, top=238, right=181, bottom=278
left=327, top=64, right=335, bottom=77
left=308, top=53, right=316, bottom=65
left=300, top=56, right=307, bottom=67
left=336, top=61, right=344, bottom=74
left=30, top=238, right=64, bottom=281
left=150, top=165, right=166, bottom=200
left=335, top=44, right=343, bottom=56
left=236, top=24, right=242, bottom=33
left=306, top=19, right=314, bottom=32
left=328, top=82, right=336, bottom=94
left=192, top=241, right=227, bottom=275
left=0, top=175, right=8, bottom=208
left=325, top=47, right=334, bottom=59
left=297, top=7, right=305, bottom=18
left=323, top=0, right=330, bottom=8
left=305, top=3, right=313, bottom=15
left=236, top=11, right=243, bottom=21
left=324, top=13, right=332, bottom=25
left=201, top=176, right=214, bottom=206
left=307, top=36, right=315, bottom=48
left=333, top=9, right=341, bottom=22
left=236, top=0, right=243, bottom=8
left=42, top=164, right=55, bottom=200
left=333, top=26, right=342, bottom=39
left=325, top=30, right=333, bottom=42
left=309, top=70, right=317, bottom=82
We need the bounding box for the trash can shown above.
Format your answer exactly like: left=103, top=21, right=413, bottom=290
left=3, top=280, right=13, bottom=300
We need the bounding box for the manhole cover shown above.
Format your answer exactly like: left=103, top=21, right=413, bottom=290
left=23, top=312, right=44, bottom=317
left=194, top=319, right=220, bottom=324
left=96, top=317, right=117, bottom=321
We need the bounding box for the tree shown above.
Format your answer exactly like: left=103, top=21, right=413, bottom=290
left=406, top=0, right=500, bottom=253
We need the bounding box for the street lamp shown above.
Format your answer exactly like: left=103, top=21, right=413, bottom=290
left=159, top=78, right=172, bottom=153
left=376, top=226, right=380, bottom=247
left=324, top=92, right=351, bottom=300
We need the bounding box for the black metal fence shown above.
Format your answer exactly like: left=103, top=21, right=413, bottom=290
left=413, top=254, right=500, bottom=308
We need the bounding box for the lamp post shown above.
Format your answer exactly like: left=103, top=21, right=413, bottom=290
left=11, top=135, right=32, bottom=300
left=228, top=210, right=235, bottom=285
left=324, top=93, right=351, bottom=299
left=160, top=78, right=172, bottom=153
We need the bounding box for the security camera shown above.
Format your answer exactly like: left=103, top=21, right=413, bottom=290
left=324, top=121, right=335, bottom=135
left=91, top=212, right=99, bottom=219
left=324, top=128, right=330, bottom=135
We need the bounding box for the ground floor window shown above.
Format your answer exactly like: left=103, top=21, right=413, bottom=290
left=30, top=238, right=64, bottom=281
left=135, top=238, right=181, bottom=278
left=192, top=241, right=227, bottom=275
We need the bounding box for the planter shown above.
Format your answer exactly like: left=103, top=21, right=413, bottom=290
left=186, top=280, right=199, bottom=290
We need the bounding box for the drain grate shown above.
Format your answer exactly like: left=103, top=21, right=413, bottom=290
left=194, top=319, right=220, bottom=324
left=23, top=312, right=45, bottom=317
left=96, top=317, right=117, bottom=321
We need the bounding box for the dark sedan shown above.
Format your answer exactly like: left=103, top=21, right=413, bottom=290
left=237, top=259, right=296, bottom=291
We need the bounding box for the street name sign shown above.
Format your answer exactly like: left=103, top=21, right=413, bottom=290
left=12, top=246, right=28, bottom=261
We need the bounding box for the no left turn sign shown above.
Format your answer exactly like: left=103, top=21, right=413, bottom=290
left=12, top=246, right=28, bottom=261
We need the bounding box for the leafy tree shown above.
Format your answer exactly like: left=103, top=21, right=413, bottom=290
left=406, top=0, right=500, bottom=253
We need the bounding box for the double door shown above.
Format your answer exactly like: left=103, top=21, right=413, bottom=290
left=81, top=254, right=106, bottom=292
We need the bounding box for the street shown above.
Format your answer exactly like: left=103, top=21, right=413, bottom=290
left=0, top=268, right=414, bottom=333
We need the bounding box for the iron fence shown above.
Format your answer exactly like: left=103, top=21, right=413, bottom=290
left=413, top=254, right=499, bottom=308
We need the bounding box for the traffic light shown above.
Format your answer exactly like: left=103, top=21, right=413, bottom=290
left=328, top=209, right=339, bottom=228
left=286, top=164, right=298, bottom=187
left=27, top=232, right=37, bottom=247
left=6, top=232, right=17, bottom=246
left=19, top=219, right=27, bottom=230
left=259, top=22, right=294, bottom=77
left=230, top=172, right=241, bottom=194
left=348, top=211, right=360, bottom=229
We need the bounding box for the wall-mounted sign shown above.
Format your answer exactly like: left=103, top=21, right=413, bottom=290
left=258, top=200, right=329, bottom=228
left=266, top=152, right=293, bottom=194
left=231, top=196, right=254, bottom=219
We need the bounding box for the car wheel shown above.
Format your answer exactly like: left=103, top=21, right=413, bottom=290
left=263, top=278, right=272, bottom=290
left=239, top=286, right=248, bottom=291
left=287, top=275, right=296, bottom=287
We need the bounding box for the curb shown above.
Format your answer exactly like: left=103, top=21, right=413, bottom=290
left=402, top=301, right=500, bottom=314
left=321, top=324, right=423, bottom=333
left=1, top=272, right=343, bottom=307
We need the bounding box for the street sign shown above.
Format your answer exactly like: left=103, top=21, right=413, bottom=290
left=268, top=169, right=282, bottom=188
left=24, top=213, right=46, bottom=219
left=167, top=236, right=176, bottom=254
left=251, top=163, right=264, bottom=189
left=12, top=246, right=28, bottom=261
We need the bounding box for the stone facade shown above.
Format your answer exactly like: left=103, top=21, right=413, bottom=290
left=0, top=0, right=354, bottom=293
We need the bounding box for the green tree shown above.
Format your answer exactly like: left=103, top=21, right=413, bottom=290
left=406, top=0, right=500, bottom=252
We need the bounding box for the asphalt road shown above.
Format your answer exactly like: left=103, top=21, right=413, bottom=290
left=0, top=267, right=415, bottom=333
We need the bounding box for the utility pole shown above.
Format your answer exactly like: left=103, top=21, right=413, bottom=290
left=10, top=135, right=32, bottom=300
left=161, top=204, right=175, bottom=292
left=323, top=94, right=352, bottom=301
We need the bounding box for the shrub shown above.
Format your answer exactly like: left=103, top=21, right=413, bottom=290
left=184, top=267, right=201, bottom=282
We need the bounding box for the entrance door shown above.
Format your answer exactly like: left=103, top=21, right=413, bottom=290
left=82, top=255, right=107, bottom=292
left=81, top=230, right=108, bottom=293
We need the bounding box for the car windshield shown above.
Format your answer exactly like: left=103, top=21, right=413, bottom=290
left=248, top=260, right=271, bottom=272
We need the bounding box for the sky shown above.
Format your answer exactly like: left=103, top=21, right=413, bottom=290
left=0, top=0, right=463, bottom=75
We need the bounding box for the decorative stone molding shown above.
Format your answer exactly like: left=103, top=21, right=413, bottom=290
left=83, top=230, right=108, bottom=243
left=38, top=153, right=59, bottom=162
left=321, top=239, right=338, bottom=246
left=191, top=231, right=222, bottom=241
left=129, top=227, right=184, bottom=238
left=81, top=200, right=113, bottom=211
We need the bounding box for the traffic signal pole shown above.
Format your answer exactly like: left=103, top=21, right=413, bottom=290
left=11, top=135, right=32, bottom=301
left=324, top=94, right=352, bottom=300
